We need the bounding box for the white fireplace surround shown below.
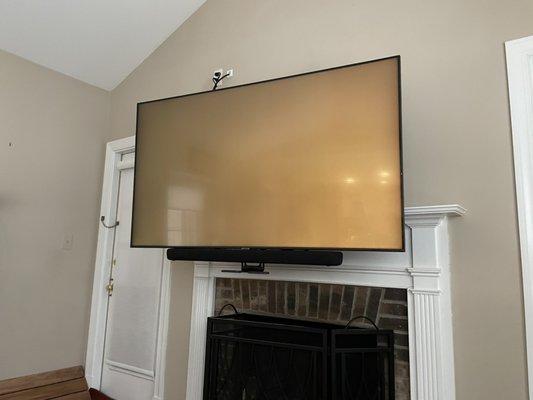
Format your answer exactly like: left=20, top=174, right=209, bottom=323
left=185, top=204, right=466, bottom=400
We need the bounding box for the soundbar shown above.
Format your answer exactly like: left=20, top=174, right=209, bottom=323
left=166, top=248, right=343, bottom=266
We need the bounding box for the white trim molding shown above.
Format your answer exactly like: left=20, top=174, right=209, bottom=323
left=185, top=205, right=465, bottom=400
left=106, top=360, right=155, bottom=381
left=153, top=257, right=172, bottom=400
left=404, top=204, right=466, bottom=217
left=506, top=35, right=533, bottom=400
left=85, top=136, right=171, bottom=400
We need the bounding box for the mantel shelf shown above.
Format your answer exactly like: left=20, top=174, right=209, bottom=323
left=405, top=204, right=467, bottom=217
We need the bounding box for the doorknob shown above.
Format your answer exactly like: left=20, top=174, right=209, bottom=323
left=106, top=278, right=114, bottom=296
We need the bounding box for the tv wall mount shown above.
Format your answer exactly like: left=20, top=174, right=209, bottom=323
left=222, top=262, right=268, bottom=274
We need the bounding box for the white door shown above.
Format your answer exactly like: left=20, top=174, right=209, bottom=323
left=100, top=152, right=167, bottom=400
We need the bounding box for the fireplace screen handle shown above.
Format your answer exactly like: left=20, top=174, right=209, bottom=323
left=218, top=303, right=239, bottom=316
left=344, top=315, right=379, bottom=330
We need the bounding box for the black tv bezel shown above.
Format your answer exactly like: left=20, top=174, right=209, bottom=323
left=131, top=55, right=405, bottom=253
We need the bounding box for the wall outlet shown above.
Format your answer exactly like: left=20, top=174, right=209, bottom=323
left=62, top=234, right=73, bottom=250
left=212, top=68, right=235, bottom=87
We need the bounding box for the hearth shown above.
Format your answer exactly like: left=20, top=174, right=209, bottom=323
left=203, top=311, right=395, bottom=400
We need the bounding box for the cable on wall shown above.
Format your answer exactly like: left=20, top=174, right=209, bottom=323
left=212, top=71, right=231, bottom=90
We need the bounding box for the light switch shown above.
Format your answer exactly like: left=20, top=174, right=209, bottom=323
left=62, top=234, right=73, bottom=250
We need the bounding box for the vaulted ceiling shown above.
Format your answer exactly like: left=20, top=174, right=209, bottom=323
left=0, top=0, right=206, bottom=90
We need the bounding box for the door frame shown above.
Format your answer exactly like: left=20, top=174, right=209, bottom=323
left=506, top=35, right=533, bottom=399
left=85, top=136, right=171, bottom=400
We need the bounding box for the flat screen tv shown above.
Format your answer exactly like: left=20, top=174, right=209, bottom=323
left=132, top=56, right=404, bottom=252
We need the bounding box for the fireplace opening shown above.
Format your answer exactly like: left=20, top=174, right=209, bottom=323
left=203, top=312, right=395, bottom=400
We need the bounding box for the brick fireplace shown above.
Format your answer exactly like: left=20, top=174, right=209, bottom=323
left=215, top=279, right=410, bottom=399
left=184, top=205, right=465, bottom=400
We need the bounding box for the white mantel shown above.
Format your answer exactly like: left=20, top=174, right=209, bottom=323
left=185, top=204, right=466, bottom=400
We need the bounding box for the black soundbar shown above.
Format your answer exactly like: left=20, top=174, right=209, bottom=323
left=166, top=248, right=343, bottom=266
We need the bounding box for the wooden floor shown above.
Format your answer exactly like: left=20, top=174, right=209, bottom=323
left=0, top=366, right=90, bottom=400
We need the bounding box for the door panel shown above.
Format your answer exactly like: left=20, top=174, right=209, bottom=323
left=100, top=153, right=165, bottom=399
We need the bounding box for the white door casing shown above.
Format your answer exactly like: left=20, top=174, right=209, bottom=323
left=506, top=35, right=533, bottom=400
left=85, top=136, right=171, bottom=400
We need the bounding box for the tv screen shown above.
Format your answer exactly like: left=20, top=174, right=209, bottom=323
left=132, top=56, right=403, bottom=250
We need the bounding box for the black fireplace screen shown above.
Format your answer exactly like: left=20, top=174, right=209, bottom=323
left=203, top=313, right=395, bottom=400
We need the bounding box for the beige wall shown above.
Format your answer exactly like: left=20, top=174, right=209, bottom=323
left=0, top=50, right=110, bottom=379
left=109, top=1, right=533, bottom=398
left=164, top=262, right=194, bottom=400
